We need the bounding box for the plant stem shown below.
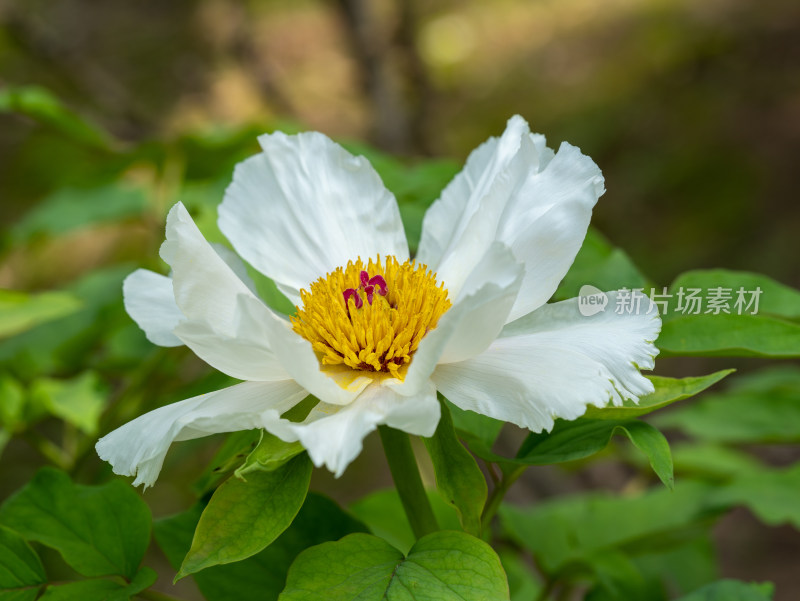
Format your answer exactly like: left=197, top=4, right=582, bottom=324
left=378, top=425, right=439, bottom=539
left=481, top=465, right=526, bottom=530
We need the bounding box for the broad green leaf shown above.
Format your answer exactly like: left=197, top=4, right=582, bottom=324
left=0, top=266, right=131, bottom=377
left=178, top=454, right=312, bottom=578
left=632, top=538, right=718, bottom=599
left=423, top=401, right=487, bottom=535
left=0, top=526, right=46, bottom=601
left=671, top=443, right=761, bottom=479
left=29, top=371, right=107, bottom=435
left=498, top=550, right=542, bottom=601
left=0, top=468, right=151, bottom=579
left=674, top=579, right=774, bottom=601
left=657, top=313, right=800, bottom=358
left=235, top=431, right=305, bottom=479
left=0, top=289, right=82, bottom=339
left=712, top=463, right=800, bottom=529
left=582, top=549, right=653, bottom=601
left=583, top=370, right=733, bottom=420
left=38, top=568, right=157, bottom=601
left=349, top=489, right=462, bottom=555
left=0, top=86, right=111, bottom=149
left=654, top=367, right=800, bottom=443
left=556, top=228, right=649, bottom=301
left=0, top=374, right=26, bottom=431
left=278, top=531, right=509, bottom=601
left=12, top=184, right=148, bottom=242
left=516, top=419, right=673, bottom=488
left=155, top=493, right=367, bottom=601
left=498, top=480, right=720, bottom=575
left=669, top=269, right=800, bottom=319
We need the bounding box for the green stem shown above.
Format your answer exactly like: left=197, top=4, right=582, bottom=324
left=378, top=426, right=439, bottom=539
left=481, top=465, right=526, bottom=529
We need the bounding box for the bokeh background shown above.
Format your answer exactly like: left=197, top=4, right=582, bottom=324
left=1, top=0, right=799, bottom=599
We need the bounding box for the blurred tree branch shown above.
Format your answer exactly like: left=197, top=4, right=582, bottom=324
left=335, top=0, right=432, bottom=154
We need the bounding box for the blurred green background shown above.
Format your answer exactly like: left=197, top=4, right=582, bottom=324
left=1, top=0, right=799, bottom=599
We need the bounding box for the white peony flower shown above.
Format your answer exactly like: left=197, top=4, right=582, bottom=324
left=96, top=115, right=660, bottom=487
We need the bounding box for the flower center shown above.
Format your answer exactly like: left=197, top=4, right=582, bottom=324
left=291, top=256, right=451, bottom=380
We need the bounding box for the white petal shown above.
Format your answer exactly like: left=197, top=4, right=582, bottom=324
left=500, top=142, right=604, bottom=321
left=432, top=291, right=660, bottom=432
left=158, top=202, right=291, bottom=380
left=172, top=307, right=288, bottom=382
left=211, top=243, right=259, bottom=295
left=417, top=115, right=531, bottom=273
left=123, top=269, right=183, bottom=347
left=218, top=131, right=408, bottom=302
left=417, top=115, right=603, bottom=320
left=95, top=380, right=307, bottom=488
left=273, top=380, right=439, bottom=478
left=387, top=243, right=523, bottom=397
left=160, top=202, right=260, bottom=333
left=123, top=244, right=258, bottom=349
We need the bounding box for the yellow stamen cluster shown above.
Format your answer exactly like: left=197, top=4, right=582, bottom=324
left=291, top=256, right=451, bottom=380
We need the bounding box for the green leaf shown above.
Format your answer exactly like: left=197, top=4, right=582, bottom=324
left=582, top=549, right=653, bottom=600
left=674, top=579, right=774, bottom=601
left=178, top=454, right=312, bottom=579
left=657, top=313, right=800, bottom=358
left=447, top=401, right=505, bottom=463
left=0, top=374, right=26, bottom=431
left=349, top=489, right=462, bottom=556
left=0, top=526, right=46, bottom=601
left=423, top=401, right=487, bottom=536
left=38, top=568, right=157, bottom=601
left=29, top=371, right=107, bottom=435
left=516, top=419, right=673, bottom=488
left=12, top=184, right=148, bottom=242
left=235, top=431, right=305, bottom=479
left=0, top=468, right=151, bottom=579
left=498, top=550, right=542, bottom=601
left=556, top=228, right=649, bottom=301
left=278, top=531, right=510, bottom=601
left=0, top=86, right=112, bottom=149
left=583, top=370, right=733, bottom=420
left=0, top=266, right=131, bottom=378
left=669, top=269, right=800, bottom=319
left=654, top=366, right=800, bottom=443
left=155, top=493, right=367, bottom=601
left=193, top=430, right=261, bottom=495
left=631, top=538, right=718, bottom=599
left=712, top=463, right=800, bottom=529
left=498, top=480, right=720, bottom=576
left=0, top=289, right=82, bottom=339
left=671, top=443, right=762, bottom=480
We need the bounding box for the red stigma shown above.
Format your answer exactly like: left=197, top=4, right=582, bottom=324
left=368, top=275, right=387, bottom=296
left=347, top=271, right=389, bottom=309
left=343, top=288, right=362, bottom=309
